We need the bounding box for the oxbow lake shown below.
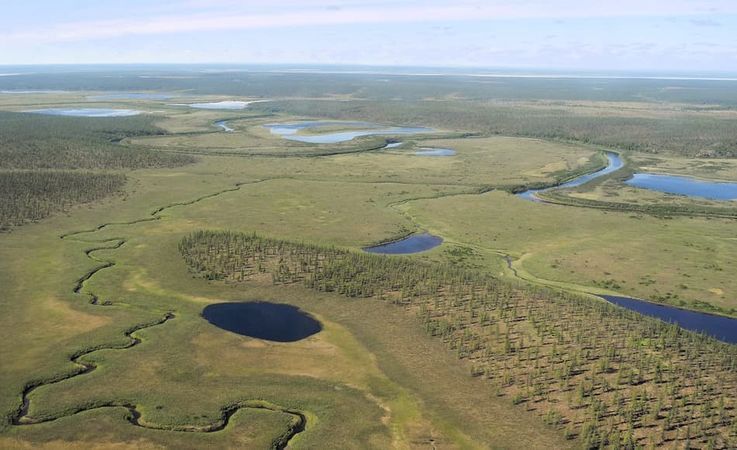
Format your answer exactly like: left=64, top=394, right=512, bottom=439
left=600, top=295, right=737, bottom=344
left=364, top=233, right=443, bottom=254
left=626, top=173, right=737, bottom=201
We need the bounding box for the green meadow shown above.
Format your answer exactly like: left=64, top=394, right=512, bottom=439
left=1, top=73, right=737, bottom=449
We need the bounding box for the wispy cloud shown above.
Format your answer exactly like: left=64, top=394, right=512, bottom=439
left=4, top=0, right=737, bottom=44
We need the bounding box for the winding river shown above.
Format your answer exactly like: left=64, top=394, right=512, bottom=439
left=517, top=152, right=624, bottom=201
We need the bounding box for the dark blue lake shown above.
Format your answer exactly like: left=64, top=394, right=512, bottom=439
left=626, top=173, right=737, bottom=201
left=202, top=302, right=322, bottom=342
left=600, top=295, right=737, bottom=344
left=364, top=233, right=443, bottom=254
left=518, top=152, right=624, bottom=201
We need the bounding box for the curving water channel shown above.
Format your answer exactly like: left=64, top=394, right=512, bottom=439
left=517, top=152, right=624, bottom=201
left=264, top=120, right=435, bottom=144
left=600, top=295, right=737, bottom=344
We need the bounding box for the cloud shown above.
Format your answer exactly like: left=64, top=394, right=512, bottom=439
left=4, top=0, right=737, bottom=44
left=690, top=18, right=722, bottom=27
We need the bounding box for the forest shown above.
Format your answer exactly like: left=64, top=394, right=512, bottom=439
left=180, top=230, right=737, bottom=449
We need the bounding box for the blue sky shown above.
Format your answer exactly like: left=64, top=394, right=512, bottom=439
left=1, top=0, right=736, bottom=72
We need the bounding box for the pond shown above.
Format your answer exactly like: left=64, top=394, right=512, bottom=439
left=625, top=173, right=737, bottom=201
left=26, top=108, right=142, bottom=117
left=414, top=148, right=456, bottom=156
left=214, top=120, right=234, bottom=132
left=189, top=100, right=257, bottom=110
left=264, top=120, right=435, bottom=144
left=364, top=232, right=443, bottom=254
left=600, top=295, right=737, bottom=344
left=517, top=152, right=624, bottom=201
left=202, top=302, right=322, bottom=342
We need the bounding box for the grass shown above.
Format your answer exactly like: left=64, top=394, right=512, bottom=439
left=2, top=86, right=737, bottom=448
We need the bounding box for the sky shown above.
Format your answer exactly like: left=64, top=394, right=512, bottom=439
left=1, top=0, right=736, bottom=73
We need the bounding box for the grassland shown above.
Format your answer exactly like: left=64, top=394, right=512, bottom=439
left=1, top=74, right=737, bottom=449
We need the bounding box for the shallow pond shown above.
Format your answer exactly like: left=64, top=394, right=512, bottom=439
left=626, top=173, right=737, bottom=201
left=202, top=302, right=322, bottom=342
left=414, top=148, right=456, bottom=156
left=364, top=233, right=443, bottom=254
left=600, top=295, right=737, bottom=344
left=517, top=152, right=623, bottom=201
left=189, top=100, right=255, bottom=110
left=26, top=108, right=142, bottom=117
left=264, top=120, right=434, bottom=144
left=214, top=120, right=234, bottom=132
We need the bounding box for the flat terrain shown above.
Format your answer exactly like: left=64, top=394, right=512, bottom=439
left=1, top=73, right=737, bottom=448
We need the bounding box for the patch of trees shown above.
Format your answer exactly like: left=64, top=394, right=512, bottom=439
left=180, top=230, right=737, bottom=449
left=0, top=112, right=194, bottom=170
left=0, top=170, right=125, bottom=231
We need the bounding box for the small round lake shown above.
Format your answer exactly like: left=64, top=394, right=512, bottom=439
left=364, top=233, right=443, bottom=254
left=625, top=173, right=737, bottom=201
left=414, top=148, right=456, bottom=156
left=202, top=302, right=322, bottom=342
left=264, top=120, right=435, bottom=144
left=600, top=295, right=737, bottom=344
left=26, top=108, right=143, bottom=117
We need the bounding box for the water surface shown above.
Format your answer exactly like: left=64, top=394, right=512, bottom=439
left=517, top=152, right=623, bottom=201
left=214, top=120, right=234, bottom=132
left=202, top=302, right=321, bottom=342
left=86, top=92, right=176, bottom=101
left=189, top=100, right=256, bottom=110
left=364, top=233, right=443, bottom=254
left=626, top=173, right=737, bottom=201
left=414, top=148, right=456, bottom=156
left=601, top=295, right=737, bottom=344
left=26, top=108, right=142, bottom=117
left=265, top=120, right=434, bottom=144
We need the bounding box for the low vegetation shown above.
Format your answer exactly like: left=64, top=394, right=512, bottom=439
left=180, top=230, right=737, bottom=448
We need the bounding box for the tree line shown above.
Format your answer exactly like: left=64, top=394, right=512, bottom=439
left=180, top=230, right=737, bottom=449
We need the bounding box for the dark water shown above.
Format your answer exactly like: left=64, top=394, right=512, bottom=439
left=626, top=173, right=737, bottom=201
left=414, top=148, right=456, bottom=156
left=364, top=233, right=443, bottom=254
left=517, top=152, right=624, bottom=201
left=264, top=120, right=434, bottom=144
left=26, top=108, right=142, bottom=117
left=600, top=295, right=737, bottom=344
left=202, top=302, right=322, bottom=342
